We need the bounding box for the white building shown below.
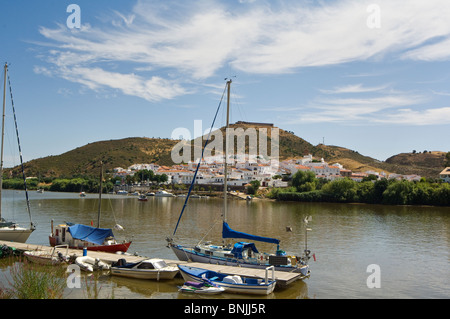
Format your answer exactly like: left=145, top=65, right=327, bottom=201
left=440, top=167, right=450, bottom=183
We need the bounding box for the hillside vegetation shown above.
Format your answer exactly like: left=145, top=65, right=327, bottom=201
left=8, top=137, right=178, bottom=178
left=5, top=123, right=448, bottom=179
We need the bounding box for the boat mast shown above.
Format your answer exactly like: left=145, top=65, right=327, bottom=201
left=223, top=79, right=231, bottom=223
left=97, top=161, right=103, bottom=228
left=0, top=63, right=7, bottom=221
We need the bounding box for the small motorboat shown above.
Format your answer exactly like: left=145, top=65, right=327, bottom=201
left=24, top=245, right=73, bottom=266
left=75, top=256, right=110, bottom=272
left=178, top=264, right=276, bottom=295
left=110, top=258, right=179, bottom=280
left=138, top=194, right=148, bottom=201
left=178, top=280, right=225, bottom=295
left=154, top=190, right=175, bottom=197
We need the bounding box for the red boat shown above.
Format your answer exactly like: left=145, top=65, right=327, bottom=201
left=138, top=194, right=148, bottom=201
left=49, top=222, right=132, bottom=253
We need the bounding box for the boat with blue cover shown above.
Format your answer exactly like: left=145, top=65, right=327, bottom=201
left=166, top=80, right=312, bottom=277
left=178, top=264, right=276, bottom=295
left=49, top=222, right=131, bottom=253
left=49, top=163, right=132, bottom=253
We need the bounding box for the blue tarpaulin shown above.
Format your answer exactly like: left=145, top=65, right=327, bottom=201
left=68, top=224, right=114, bottom=245
left=231, top=242, right=259, bottom=258
left=222, top=222, right=280, bottom=245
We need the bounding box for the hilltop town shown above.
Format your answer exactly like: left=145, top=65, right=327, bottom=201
left=113, top=153, right=432, bottom=190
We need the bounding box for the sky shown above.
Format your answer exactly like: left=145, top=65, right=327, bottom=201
left=1, top=0, right=450, bottom=168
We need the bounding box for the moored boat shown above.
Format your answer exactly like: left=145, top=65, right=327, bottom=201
left=110, top=258, right=179, bottom=280
left=75, top=256, right=110, bottom=272
left=155, top=190, right=175, bottom=197
left=178, top=280, right=225, bottom=294
left=49, top=222, right=132, bottom=253
left=138, top=194, right=148, bottom=201
left=0, top=63, right=35, bottom=243
left=169, top=237, right=311, bottom=276
left=167, top=80, right=313, bottom=276
left=49, top=163, right=132, bottom=253
left=178, top=264, right=276, bottom=295
left=24, top=245, right=73, bottom=266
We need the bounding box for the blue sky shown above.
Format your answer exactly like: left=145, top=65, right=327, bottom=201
left=1, top=0, right=450, bottom=167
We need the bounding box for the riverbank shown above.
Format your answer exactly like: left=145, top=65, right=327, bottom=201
left=3, top=174, right=449, bottom=207
left=266, top=176, right=450, bottom=207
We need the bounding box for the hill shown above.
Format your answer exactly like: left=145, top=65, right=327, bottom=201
left=8, top=137, right=179, bottom=178
left=5, top=123, right=448, bottom=179
left=383, top=151, right=448, bottom=178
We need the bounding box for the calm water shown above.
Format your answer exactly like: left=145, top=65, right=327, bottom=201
left=0, top=190, right=448, bottom=299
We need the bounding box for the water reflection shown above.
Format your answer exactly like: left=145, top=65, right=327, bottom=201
left=1, top=190, right=449, bottom=298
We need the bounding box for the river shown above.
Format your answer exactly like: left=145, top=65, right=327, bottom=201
left=0, top=190, right=448, bottom=299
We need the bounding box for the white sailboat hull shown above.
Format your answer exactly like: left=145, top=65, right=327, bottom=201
left=0, top=227, right=33, bottom=243
left=170, top=244, right=310, bottom=276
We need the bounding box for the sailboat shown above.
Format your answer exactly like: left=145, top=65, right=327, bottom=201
left=0, top=63, right=35, bottom=243
left=49, top=162, right=132, bottom=253
left=167, top=80, right=312, bottom=276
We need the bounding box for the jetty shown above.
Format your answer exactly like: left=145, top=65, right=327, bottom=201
left=0, top=240, right=305, bottom=287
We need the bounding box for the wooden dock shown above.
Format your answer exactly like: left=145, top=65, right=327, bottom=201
left=0, top=240, right=305, bottom=287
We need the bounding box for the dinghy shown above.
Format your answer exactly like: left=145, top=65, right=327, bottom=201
left=178, top=264, right=276, bottom=295
left=75, top=256, right=110, bottom=272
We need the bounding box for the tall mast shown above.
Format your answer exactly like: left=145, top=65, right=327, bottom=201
left=97, top=161, right=103, bottom=228
left=0, top=63, right=7, bottom=220
left=223, top=79, right=231, bottom=223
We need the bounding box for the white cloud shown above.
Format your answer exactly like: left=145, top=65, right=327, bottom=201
left=375, top=107, right=450, bottom=125
left=294, top=93, right=426, bottom=124
left=320, top=84, right=389, bottom=94
left=402, top=36, right=450, bottom=61
left=34, top=0, right=450, bottom=102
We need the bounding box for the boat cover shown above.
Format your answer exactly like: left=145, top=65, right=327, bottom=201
left=222, top=222, right=280, bottom=245
left=231, top=242, right=259, bottom=258
left=68, top=224, right=114, bottom=245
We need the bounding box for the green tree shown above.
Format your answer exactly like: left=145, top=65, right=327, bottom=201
left=247, top=180, right=261, bottom=195
left=432, top=183, right=450, bottom=206
left=356, top=181, right=375, bottom=203
left=382, top=180, right=413, bottom=205
left=292, top=170, right=316, bottom=192
left=134, top=169, right=155, bottom=182
left=410, top=182, right=433, bottom=205
left=445, top=151, right=450, bottom=167
left=373, top=178, right=390, bottom=203
left=322, top=178, right=357, bottom=202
